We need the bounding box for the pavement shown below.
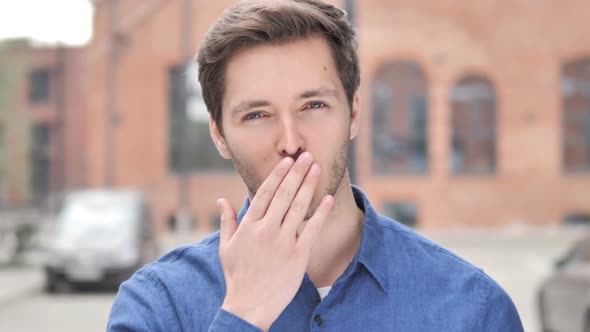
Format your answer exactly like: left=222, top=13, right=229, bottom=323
left=0, top=231, right=207, bottom=309
left=0, top=265, right=43, bottom=308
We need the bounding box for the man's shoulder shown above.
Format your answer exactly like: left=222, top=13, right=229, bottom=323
left=132, top=231, right=223, bottom=287
left=108, top=232, right=225, bottom=331
left=374, top=215, right=521, bottom=324
left=156, top=231, right=222, bottom=264
left=373, top=216, right=522, bottom=330
left=375, top=215, right=501, bottom=290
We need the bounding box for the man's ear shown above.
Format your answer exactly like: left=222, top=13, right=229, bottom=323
left=349, top=91, right=361, bottom=140
left=209, top=117, right=232, bottom=159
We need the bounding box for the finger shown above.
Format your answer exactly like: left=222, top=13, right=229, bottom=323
left=296, top=195, right=334, bottom=249
left=246, top=157, right=294, bottom=221
left=281, top=162, right=321, bottom=236
left=265, top=152, right=314, bottom=226
left=217, top=198, right=237, bottom=246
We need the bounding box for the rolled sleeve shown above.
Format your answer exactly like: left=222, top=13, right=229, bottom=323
left=208, top=309, right=264, bottom=332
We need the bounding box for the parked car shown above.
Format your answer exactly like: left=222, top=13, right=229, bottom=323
left=43, top=189, right=158, bottom=292
left=538, top=234, right=590, bottom=332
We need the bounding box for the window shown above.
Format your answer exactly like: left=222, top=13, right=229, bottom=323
left=29, top=68, right=51, bottom=102
left=167, top=213, right=177, bottom=232
left=212, top=215, right=221, bottom=230
left=450, top=75, right=496, bottom=174
left=382, top=201, right=417, bottom=227
left=0, top=124, right=4, bottom=206
left=166, top=212, right=197, bottom=232
left=562, top=58, right=590, bottom=172
left=372, top=61, right=429, bottom=174
left=168, top=63, right=233, bottom=173
left=31, top=124, right=51, bottom=203
left=563, top=213, right=590, bottom=226
left=0, top=123, right=4, bottom=162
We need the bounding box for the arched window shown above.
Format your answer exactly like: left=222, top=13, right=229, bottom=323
left=562, top=58, right=590, bottom=172
left=450, top=75, right=496, bottom=174
left=371, top=61, right=428, bottom=174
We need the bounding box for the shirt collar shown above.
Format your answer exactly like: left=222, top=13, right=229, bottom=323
left=349, top=185, right=390, bottom=292
left=236, top=185, right=390, bottom=292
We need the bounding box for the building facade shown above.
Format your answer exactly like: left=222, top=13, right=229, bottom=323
left=6, top=0, right=589, bottom=232
left=0, top=40, right=87, bottom=209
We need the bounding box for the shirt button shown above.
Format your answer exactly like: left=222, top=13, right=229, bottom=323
left=314, top=315, right=323, bottom=326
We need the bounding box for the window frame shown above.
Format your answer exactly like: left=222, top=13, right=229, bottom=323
left=28, top=68, right=51, bottom=103
left=449, top=74, right=498, bottom=175
left=561, top=58, right=590, bottom=173
left=370, top=60, right=430, bottom=175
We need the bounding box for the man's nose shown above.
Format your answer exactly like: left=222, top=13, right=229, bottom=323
left=276, top=118, right=305, bottom=159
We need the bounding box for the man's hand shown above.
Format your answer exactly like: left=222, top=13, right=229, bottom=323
left=216, top=152, right=334, bottom=331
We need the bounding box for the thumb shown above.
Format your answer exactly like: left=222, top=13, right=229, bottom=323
left=217, top=198, right=237, bottom=245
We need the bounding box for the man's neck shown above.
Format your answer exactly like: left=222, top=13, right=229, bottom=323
left=306, top=175, right=365, bottom=288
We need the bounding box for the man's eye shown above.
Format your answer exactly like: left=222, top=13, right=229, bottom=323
left=306, top=101, right=326, bottom=109
left=243, top=112, right=264, bottom=121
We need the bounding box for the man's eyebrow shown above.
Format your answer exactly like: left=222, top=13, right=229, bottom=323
left=230, top=87, right=339, bottom=116
left=231, top=100, right=271, bottom=117
left=297, top=87, right=339, bottom=100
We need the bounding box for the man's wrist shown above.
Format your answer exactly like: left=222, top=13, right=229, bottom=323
left=210, top=309, right=266, bottom=332
left=221, top=300, right=271, bottom=332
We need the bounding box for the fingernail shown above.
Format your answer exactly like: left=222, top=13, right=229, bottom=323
left=280, top=157, right=293, bottom=167
left=299, top=152, right=312, bottom=162
left=310, top=163, right=321, bottom=175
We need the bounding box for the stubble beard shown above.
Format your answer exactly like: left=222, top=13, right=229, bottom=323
left=231, top=139, right=350, bottom=221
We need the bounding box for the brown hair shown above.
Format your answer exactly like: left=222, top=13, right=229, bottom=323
left=196, top=0, right=360, bottom=135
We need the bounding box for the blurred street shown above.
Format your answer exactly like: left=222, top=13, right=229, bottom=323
left=0, top=227, right=584, bottom=332
left=0, top=282, right=114, bottom=332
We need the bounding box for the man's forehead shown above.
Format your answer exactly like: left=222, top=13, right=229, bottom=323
left=228, top=33, right=333, bottom=62
left=222, top=36, right=342, bottom=112
left=225, top=35, right=336, bottom=75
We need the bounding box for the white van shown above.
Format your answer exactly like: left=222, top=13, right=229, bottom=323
left=43, top=189, right=158, bottom=292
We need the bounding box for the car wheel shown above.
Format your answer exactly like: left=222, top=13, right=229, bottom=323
left=53, top=279, right=73, bottom=293
left=44, top=271, right=57, bottom=293
left=45, top=281, right=56, bottom=293
left=45, top=272, right=72, bottom=294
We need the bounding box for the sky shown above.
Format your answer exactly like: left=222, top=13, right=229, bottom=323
left=0, top=0, right=93, bottom=46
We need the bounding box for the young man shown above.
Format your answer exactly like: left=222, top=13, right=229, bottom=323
left=107, top=1, right=524, bottom=331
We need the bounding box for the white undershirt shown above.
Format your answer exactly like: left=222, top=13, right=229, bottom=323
left=317, top=286, right=332, bottom=301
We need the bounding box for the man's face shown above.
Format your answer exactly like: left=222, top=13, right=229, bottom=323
left=211, top=34, right=360, bottom=217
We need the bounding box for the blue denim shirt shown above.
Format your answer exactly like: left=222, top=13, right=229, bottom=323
left=107, top=186, right=523, bottom=331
